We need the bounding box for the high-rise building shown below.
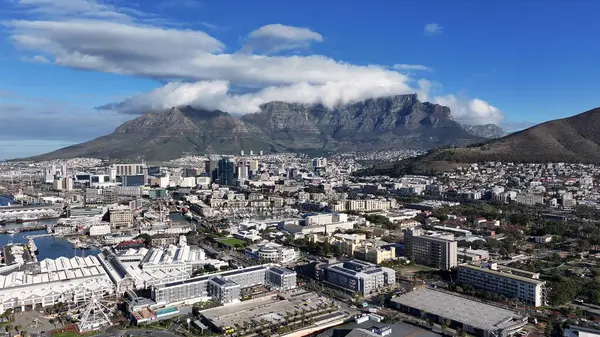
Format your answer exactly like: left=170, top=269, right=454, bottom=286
left=217, top=157, right=235, bottom=186
left=112, top=163, right=146, bottom=176
left=237, top=165, right=249, bottom=180
left=312, top=158, right=327, bottom=170
left=249, top=160, right=259, bottom=174
left=259, top=150, right=263, bottom=156
left=240, top=150, right=245, bottom=156
left=404, top=228, right=457, bottom=270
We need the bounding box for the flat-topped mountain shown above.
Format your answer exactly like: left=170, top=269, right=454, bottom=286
left=31, top=94, right=484, bottom=161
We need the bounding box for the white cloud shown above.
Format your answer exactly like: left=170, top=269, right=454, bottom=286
left=392, top=64, right=432, bottom=71
left=5, top=0, right=503, bottom=127
left=100, top=79, right=415, bottom=115
left=433, top=94, right=503, bottom=125
left=15, top=0, right=134, bottom=21
left=243, top=24, right=324, bottom=53
left=424, top=23, right=443, bottom=36
left=21, top=55, right=50, bottom=63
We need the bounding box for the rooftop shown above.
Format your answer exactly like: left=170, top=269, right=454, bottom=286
left=459, top=264, right=545, bottom=284
left=391, top=288, right=525, bottom=332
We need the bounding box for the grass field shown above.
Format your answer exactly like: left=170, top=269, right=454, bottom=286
left=217, top=237, right=246, bottom=247
left=51, top=331, right=100, bottom=337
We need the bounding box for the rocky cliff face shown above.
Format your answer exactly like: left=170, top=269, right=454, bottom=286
left=462, top=124, right=507, bottom=139
left=31, top=95, right=483, bottom=161
left=241, top=94, right=477, bottom=152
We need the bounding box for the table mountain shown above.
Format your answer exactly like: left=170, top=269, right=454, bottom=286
left=359, top=106, right=600, bottom=176
left=461, top=124, right=507, bottom=139
left=31, top=94, right=483, bottom=161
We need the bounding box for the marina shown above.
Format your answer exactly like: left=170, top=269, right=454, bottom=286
left=0, top=218, right=100, bottom=260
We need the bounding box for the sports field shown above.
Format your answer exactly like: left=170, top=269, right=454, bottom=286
left=217, top=237, right=246, bottom=247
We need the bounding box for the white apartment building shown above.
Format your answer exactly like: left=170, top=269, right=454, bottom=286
left=457, top=263, right=547, bottom=307
left=404, top=228, right=457, bottom=270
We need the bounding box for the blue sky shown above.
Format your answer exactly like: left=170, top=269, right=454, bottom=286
left=0, top=0, right=599, bottom=159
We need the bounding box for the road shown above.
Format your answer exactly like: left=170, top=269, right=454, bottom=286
left=99, top=329, right=180, bottom=337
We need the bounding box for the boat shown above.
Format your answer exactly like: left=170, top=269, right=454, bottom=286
left=28, top=239, right=38, bottom=254
left=6, top=229, right=20, bottom=235
left=0, top=219, right=5, bottom=225
left=16, top=215, right=38, bottom=223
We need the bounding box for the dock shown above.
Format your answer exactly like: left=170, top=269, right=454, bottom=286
left=24, top=233, right=55, bottom=239
left=0, top=224, right=48, bottom=234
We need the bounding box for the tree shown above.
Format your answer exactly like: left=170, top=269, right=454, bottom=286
left=134, top=233, right=152, bottom=247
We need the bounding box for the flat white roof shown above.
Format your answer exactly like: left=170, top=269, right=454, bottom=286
left=392, top=288, right=525, bottom=332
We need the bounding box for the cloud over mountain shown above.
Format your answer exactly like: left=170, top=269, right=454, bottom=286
left=5, top=0, right=503, bottom=126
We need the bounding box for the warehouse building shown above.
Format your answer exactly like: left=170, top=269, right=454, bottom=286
left=0, top=256, right=115, bottom=314
left=391, top=288, right=527, bottom=337
left=152, top=264, right=296, bottom=306
left=98, top=248, right=191, bottom=291
left=457, top=263, right=547, bottom=307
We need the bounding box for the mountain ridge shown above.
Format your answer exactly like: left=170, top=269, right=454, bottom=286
left=29, top=94, right=486, bottom=161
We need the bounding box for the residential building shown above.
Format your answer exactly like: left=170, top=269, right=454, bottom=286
left=354, top=245, right=396, bottom=264
left=457, top=263, right=547, bottom=307
left=404, top=228, right=457, bottom=270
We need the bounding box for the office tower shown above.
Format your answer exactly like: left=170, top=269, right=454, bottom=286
left=218, top=157, right=235, bottom=186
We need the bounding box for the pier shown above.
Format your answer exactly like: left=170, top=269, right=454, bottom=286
left=24, top=233, right=55, bottom=239
left=0, top=224, right=48, bottom=234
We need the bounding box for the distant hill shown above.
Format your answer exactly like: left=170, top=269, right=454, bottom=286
left=359, top=107, right=600, bottom=176
left=30, top=95, right=483, bottom=161
left=461, top=124, right=507, bottom=139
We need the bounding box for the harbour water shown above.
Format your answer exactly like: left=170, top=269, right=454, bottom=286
left=0, top=218, right=100, bottom=260
left=0, top=196, right=13, bottom=207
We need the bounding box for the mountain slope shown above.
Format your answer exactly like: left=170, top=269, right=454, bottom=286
left=359, top=107, right=600, bottom=176
left=32, top=107, right=275, bottom=161
left=30, top=95, right=484, bottom=161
